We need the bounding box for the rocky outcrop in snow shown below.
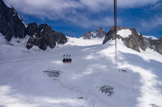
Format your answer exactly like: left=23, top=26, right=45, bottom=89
left=26, top=23, right=67, bottom=50
left=26, top=24, right=67, bottom=50
left=150, top=37, right=162, bottom=54
left=103, top=26, right=162, bottom=54
left=0, top=0, right=67, bottom=50
left=82, top=27, right=106, bottom=39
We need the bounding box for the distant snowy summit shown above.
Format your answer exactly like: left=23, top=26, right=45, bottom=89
left=103, top=26, right=162, bottom=54
left=82, top=27, right=106, bottom=39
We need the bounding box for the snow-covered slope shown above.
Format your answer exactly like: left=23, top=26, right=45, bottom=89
left=143, top=35, right=158, bottom=40
left=117, top=29, right=132, bottom=38
left=0, top=36, right=162, bottom=107
left=67, top=37, right=104, bottom=46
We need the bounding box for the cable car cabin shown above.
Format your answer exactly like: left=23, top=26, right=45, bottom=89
left=63, top=55, right=72, bottom=63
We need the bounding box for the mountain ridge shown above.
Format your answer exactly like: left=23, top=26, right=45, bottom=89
left=103, top=26, right=162, bottom=54
left=0, top=0, right=161, bottom=54
left=0, top=0, right=67, bottom=50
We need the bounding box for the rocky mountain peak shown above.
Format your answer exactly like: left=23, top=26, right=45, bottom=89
left=103, top=26, right=162, bottom=54
left=26, top=23, right=67, bottom=50
left=82, top=27, right=106, bottom=39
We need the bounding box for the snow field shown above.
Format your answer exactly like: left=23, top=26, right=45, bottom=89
left=0, top=37, right=162, bottom=107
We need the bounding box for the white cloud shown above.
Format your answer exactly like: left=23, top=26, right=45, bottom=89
left=5, top=0, right=159, bottom=28
left=80, top=0, right=159, bottom=11
left=141, top=15, right=162, bottom=31
left=5, top=0, right=159, bottom=16
left=66, top=15, right=115, bottom=28
left=117, top=0, right=158, bottom=8
left=150, top=1, right=162, bottom=11
left=5, top=0, right=81, bottom=16
left=139, top=1, right=162, bottom=31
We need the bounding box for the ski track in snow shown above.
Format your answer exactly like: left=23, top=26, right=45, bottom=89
left=0, top=37, right=162, bottom=107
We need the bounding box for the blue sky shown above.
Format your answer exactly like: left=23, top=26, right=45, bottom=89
left=5, top=0, right=162, bottom=37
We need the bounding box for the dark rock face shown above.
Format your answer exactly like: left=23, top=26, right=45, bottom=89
left=82, top=27, right=106, bottom=39
left=103, top=26, right=162, bottom=54
left=0, top=0, right=26, bottom=41
left=98, top=27, right=106, bottom=38
left=150, top=37, right=162, bottom=54
left=26, top=22, right=38, bottom=36
left=103, top=27, right=118, bottom=44
left=26, top=24, right=67, bottom=50
left=54, top=32, right=68, bottom=44
left=122, top=29, right=151, bottom=52
left=82, top=32, right=91, bottom=39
